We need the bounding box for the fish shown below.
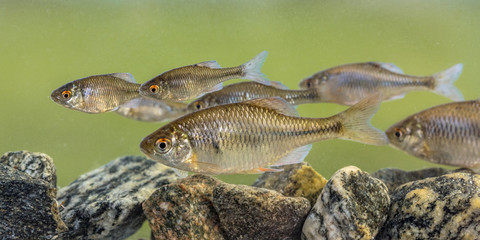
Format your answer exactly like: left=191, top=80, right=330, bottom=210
left=51, top=73, right=140, bottom=113
left=187, top=81, right=320, bottom=112
left=115, top=97, right=188, bottom=122
left=140, top=94, right=387, bottom=176
left=386, top=99, right=480, bottom=169
left=139, top=51, right=270, bottom=101
left=299, top=62, right=464, bottom=106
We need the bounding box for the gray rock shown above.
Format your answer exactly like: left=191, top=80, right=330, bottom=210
left=377, top=172, right=480, bottom=239
left=370, top=167, right=471, bottom=193
left=143, top=174, right=225, bottom=240
left=1, top=150, right=57, bottom=188
left=58, top=156, right=177, bottom=240
left=252, top=162, right=328, bottom=205
left=302, top=166, right=390, bottom=240
left=0, top=164, right=66, bottom=239
left=214, top=182, right=311, bottom=240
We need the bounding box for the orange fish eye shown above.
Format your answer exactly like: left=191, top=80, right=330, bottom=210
left=194, top=101, right=203, bottom=110
left=155, top=138, right=171, bottom=153
left=61, top=90, right=71, bottom=99
left=149, top=85, right=159, bottom=93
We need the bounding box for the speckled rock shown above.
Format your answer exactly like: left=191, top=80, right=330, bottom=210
left=58, top=156, right=177, bottom=240
left=1, top=150, right=57, bottom=188
left=143, top=174, right=224, bottom=240
left=214, top=183, right=311, bottom=240
left=371, top=167, right=475, bottom=193
left=302, top=166, right=390, bottom=240
left=377, top=172, right=480, bottom=239
left=252, top=162, right=328, bottom=205
left=0, top=164, right=66, bottom=239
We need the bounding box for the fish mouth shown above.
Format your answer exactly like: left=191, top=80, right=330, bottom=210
left=139, top=136, right=155, bottom=157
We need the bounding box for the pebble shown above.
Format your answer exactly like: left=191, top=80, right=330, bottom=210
left=302, top=166, right=390, bottom=240
left=377, top=172, right=480, bottom=239
left=57, top=155, right=177, bottom=240
left=252, top=162, right=328, bottom=205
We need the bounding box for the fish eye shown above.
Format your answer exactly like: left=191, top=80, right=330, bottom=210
left=155, top=138, right=171, bottom=153
left=306, top=80, right=311, bottom=88
left=149, top=85, right=159, bottom=93
left=194, top=101, right=203, bottom=110
left=322, top=75, right=328, bottom=81
left=394, top=128, right=403, bottom=138
left=61, top=90, right=71, bottom=99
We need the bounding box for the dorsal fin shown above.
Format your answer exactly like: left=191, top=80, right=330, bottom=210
left=195, top=61, right=221, bottom=69
left=243, top=97, right=298, bottom=117
left=369, top=62, right=404, bottom=74
left=110, top=73, right=137, bottom=83
left=270, top=81, right=289, bottom=90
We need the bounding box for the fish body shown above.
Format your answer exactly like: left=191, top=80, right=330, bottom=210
left=115, top=97, right=188, bottom=122
left=140, top=95, right=387, bottom=175
left=139, top=51, right=270, bottom=101
left=187, top=81, right=320, bottom=112
left=386, top=100, right=480, bottom=168
left=51, top=73, right=140, bottom=113
left=299, top=62, right=463, bottom=106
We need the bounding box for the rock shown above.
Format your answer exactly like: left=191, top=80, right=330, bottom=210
left=302, top=166, right=390, bottom=240
left=252, top=162, right=328, bottom=205
left=1, top=150, right=57, bottom=188
left=0, top=164, right=66, bottom=239
left=377, top=172, right=480, bottom=239
left=143, top=174, right=225, bottom=240
left=214, top=183, right=311, bottom=240
left=58, top=156, right=177, bottom=240
left=371, top=167, right=471, bottom=193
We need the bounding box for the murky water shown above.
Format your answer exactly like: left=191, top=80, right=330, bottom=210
left=1, top=1, right=479, bottom=238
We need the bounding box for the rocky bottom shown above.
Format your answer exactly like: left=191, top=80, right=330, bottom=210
left=0, top=151, right=479, bottom=240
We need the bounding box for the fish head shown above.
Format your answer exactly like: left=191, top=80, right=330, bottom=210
left=50, top=81, right=86, bottom=111
left=299, top=71, right=331, bottom=89
left=386, top=116, right=427, bottom=158
left=139, top=77, right=167, bottom=99
left=187, top=95, right=215, bottom=112
left=140, top=126, right=194, bottom=170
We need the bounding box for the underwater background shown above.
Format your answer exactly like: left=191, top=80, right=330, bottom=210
left=1, top=1, right=479, bottom=238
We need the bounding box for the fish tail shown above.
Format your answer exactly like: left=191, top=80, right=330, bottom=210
left=432, top=63, right=464, bottom=101
left=241, top=51, right=271, bottom=85
left=336, top=94, right=388, bottom=145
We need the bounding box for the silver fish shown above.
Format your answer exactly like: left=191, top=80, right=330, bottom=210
left=51, top=73, right=139, bottom=113
left=386, top=99, right=480, bottom=168
left=140, top=95, right=387, bottom=176
left=139, top=51, right=270, bottom=101
left=115, top=97, right=188, bottom=122
left=187, top=81, right=320, bottom=112
left=299, top=62, right=463, bottom=106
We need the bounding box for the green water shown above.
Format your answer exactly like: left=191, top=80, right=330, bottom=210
left=1, top=1, right=479, bottom=238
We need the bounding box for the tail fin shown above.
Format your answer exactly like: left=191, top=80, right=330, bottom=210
left=241, top=51, right=271, bottom=85
left=432, top=63, right=464, bottom=101
left=335, top=94, right=388, bottom=145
